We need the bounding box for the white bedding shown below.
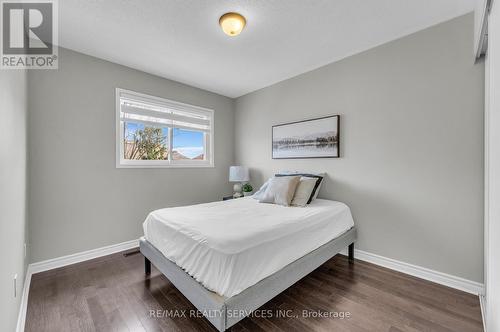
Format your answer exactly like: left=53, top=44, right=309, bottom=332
left=143, top=197, right=354, bottom=298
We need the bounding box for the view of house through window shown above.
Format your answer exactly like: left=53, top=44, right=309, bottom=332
left=117, top=89, right=213, bottom=167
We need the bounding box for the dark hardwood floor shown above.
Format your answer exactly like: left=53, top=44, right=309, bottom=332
left=25, top=250, right=483, bottom=332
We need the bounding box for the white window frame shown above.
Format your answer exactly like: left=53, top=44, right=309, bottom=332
left=116, top=88, right=215, bottom=168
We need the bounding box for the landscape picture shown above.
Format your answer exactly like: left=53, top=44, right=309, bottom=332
left=272, top=115, right=339, bottom=159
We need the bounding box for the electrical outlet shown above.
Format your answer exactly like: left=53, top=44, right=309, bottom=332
left=13, top=274, right=17, bottom=298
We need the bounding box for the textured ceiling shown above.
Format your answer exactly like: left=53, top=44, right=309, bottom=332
left=59, top=0, right=477, bottom=98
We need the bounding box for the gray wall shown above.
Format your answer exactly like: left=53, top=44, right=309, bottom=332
left=27, top=14, right=484, bottom=283
left=234, top=14, right=484, bottom=282
left=0, top=70, right=28, bottom=331
left=28, top=47, right=234, bottom=262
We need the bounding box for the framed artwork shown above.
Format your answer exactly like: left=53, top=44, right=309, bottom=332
left=272, top=115, right=340, bottom=159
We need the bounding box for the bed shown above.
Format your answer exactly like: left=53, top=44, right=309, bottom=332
left=140, top=196, right=356, bottom=331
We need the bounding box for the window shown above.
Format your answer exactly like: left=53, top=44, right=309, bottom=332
left=116, top=88, right=214, bottom=168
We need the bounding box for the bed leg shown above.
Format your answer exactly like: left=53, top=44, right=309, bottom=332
left=348, top=243, right=354, bottom=263
left=145, top=257, right=151, bottom=275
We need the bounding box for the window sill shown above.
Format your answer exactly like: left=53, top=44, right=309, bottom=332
left=116, top=162, right=215, bottom=169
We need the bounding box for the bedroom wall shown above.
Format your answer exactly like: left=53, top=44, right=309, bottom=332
left=234, top=14, right=484, bottom=282
left=0, top=70, right=28, bottom=331
left=28, top=47, right=234, bottom=262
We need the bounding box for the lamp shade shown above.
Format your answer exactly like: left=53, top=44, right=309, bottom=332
left=229, top=166, right=249, bottom=182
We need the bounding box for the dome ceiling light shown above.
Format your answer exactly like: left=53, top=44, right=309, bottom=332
left=219, top=12, right=246, bottom=37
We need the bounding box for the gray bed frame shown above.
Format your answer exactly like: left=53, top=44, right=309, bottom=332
left=140, top=226, right=356, bottom=331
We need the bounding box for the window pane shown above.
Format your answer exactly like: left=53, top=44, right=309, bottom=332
left=123, top=122, right=169, bottom=160
left=172, top=128, right=205, bottom=160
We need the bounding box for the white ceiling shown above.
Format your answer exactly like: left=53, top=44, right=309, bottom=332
left=59, top=0, right=477, bottom=98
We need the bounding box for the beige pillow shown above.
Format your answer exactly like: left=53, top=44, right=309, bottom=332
left=291, top=177, right=318, bottom=207
left=259, top=176, right=301, bottom=206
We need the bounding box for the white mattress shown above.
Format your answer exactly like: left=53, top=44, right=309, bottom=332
left=143, top=197, right=354, bottom=298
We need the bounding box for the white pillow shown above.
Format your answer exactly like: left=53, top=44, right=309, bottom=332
left=311, top=173, right=325, bottom=200
left=259, top=176, right=301, bottom=206
left=291, top=177, right=318, bottom=207
left=252, top=178, right=271, bottom=200
left=276, top=171, right=325, bottom=202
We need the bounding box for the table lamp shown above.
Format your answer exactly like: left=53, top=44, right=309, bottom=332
left=229, top=166, right=249, bottom=198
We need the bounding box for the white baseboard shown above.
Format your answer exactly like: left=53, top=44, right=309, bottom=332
left=339, top=248, right=484, bottom=295
left=16, top=239, right=139, bottom=332
left=29, top=239, right=139, bottom=274
left=479, top=295, right=487, bottom=332
left=15, top=265, right=33, bottom=332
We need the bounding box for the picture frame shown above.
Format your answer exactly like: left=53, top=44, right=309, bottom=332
left=272, top=115, right=340, bottom=159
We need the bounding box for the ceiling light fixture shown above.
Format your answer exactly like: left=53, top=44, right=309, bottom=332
left=219, top=12, right=246, bottom=37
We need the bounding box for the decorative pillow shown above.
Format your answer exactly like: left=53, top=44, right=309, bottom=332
left=252, top=178, right=271, bottom=200
left=291, top=177, right=318, bottom=207
left=275, top=172, right=324, bottom=203
left=311, top=173, right=325, bottom=200
left=259, top=176, right=301, bottom=206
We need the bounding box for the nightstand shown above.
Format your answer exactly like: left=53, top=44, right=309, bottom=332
left=223, top=195, right=239, bottom=201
